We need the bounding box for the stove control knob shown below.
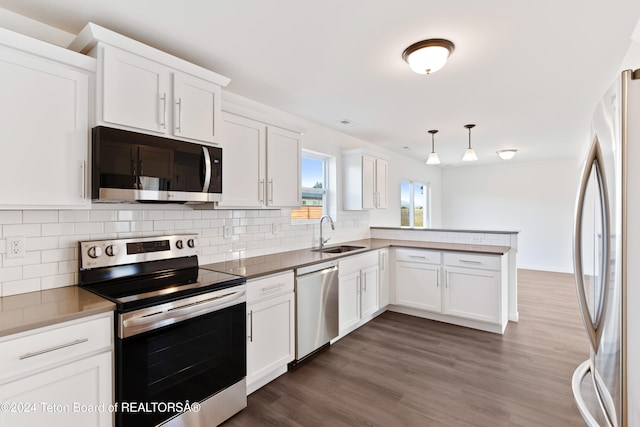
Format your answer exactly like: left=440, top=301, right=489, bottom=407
left=176, top=240, right=184, bottom=249
left=187, top=239, right=196, bottom=248
left=87, top=246, right=103, bottom=259
left=105, top=245, right=120, bottom=257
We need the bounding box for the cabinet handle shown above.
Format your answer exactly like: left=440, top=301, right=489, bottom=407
left=459, top=259, right=482, bottom=264
left=445, top=269, right=449, bottom=288
left=19, top=338, right=89, bottom=360
left=80, top=161, right=86, bottom=201
left=160, top=93, right=167, bottom=129
left=268, top=179, right=274, bottom=203
left=259, top=179, right=265, bottom=204
left=248, top=310, right=253, bottom=342
left=262, top=283, right=285, bottom=293
left=409, top=255, right=428, bottom=260
left=175, top=98, right=182, bottom=132
left=363, top=275, right=367, bottom=292
left=436, top=271, right=439, bottom=288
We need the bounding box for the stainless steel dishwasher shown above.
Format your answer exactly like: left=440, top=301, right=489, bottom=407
left=294, top=260, right=339, bottom=363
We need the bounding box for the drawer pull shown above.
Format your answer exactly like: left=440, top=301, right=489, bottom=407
left=19, top=338, right=89, bottom=360
left=409, top=255, right=428, bottom=260
left=459, top=259, right=482, bottom=264
left=262, top=283, right=285, bottom=293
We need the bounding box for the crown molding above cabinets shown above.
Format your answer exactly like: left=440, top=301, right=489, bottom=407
left=68, top=22, right=230, bottom=146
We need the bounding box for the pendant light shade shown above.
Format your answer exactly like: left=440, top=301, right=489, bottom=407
left=426, top=129, right=440, bottom=165
left=461, top=124, right=478, bottom=161
left=402, top=39, right=455, bottom=75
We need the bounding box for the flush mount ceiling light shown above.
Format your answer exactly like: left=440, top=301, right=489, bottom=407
left=461, top=124, right=478, bottom=161
left=426, top=129, right=440, bottom=165
left=497, top=149, right=518, bottom=160
left=402, top=39, right=455, bottom=74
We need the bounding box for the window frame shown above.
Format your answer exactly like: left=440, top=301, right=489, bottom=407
left=291, top=150, right=330, bottom=223
left=400, top=180, right=431, bottom=228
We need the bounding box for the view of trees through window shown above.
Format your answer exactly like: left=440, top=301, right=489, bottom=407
left=400, top=181, right=429, bottom=227
left=291, top=155, right=326, bottom=220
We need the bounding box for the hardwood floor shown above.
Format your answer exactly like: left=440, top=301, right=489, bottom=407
left=223, top=269, right=589, bottom=427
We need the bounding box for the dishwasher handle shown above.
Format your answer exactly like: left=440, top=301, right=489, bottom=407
left=296, top=265, right=338, bottom=278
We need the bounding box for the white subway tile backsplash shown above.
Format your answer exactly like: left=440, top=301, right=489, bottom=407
left=0, top=207, right=370, bottom=296
left=3, top=278, right=40, bottom=296
left=41, top=273, right=75, bottom=291
left=23, top=262, right=58, bottom=279
left=23, top=210, right=59, bottom=224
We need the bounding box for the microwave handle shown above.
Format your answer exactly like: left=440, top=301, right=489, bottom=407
left=202, top=147, right=212, bottom=192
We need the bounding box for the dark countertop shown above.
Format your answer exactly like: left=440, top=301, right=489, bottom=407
left=201, top=238, right=510, bottom=279
left=0, top=286, right=115, bottom=338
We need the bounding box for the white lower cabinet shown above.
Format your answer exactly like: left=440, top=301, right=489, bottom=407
left=444, top=267, right=501, bottom=323
left=0, top=312, right=113, bottom=427
left=378, top=249, right=390, bottom=308
left=391, top=248, right=508, bottom=334
left=338, top=251, right=380, bottom=337
left=246, top=271, right=295, bottom=394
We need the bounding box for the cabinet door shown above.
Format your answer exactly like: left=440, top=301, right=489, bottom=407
left=219, top=113, right=265, bottom=207
left=102, top=45, right=170, bottom=134
left=0, top=46, right=89, bottom=207
left=266, top=127, right=301, bottom=207
left=444, top=267, right=500, bottom=323
left=339, top=271, right=361, bottom=334
left=375, top=158, right=388, bottom=209
left=361, top=155, right=376, bottom=209
left=173, top=72, right=221, bottom=144
left=379, top=249, right=390, bottom=307
left=360, top=266, right=379, bottom=318
left=247, top=292, right=295, bottom=387
left=0, top=352, right=112, bottom=427
left=395, top=262, right=441, bottom=312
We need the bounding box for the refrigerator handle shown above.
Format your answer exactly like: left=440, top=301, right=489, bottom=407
left=573, top=138, right=611, bottom=352
left=572, top=360, right=605, bottom=427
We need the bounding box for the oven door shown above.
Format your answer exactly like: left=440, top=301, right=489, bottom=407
left=116, top=287, right=246, bottom=427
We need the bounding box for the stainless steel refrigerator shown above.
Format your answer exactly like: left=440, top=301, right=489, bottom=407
left=572, top=68, right=640, bottom=426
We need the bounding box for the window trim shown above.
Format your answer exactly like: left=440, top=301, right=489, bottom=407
left=400, top=180, right=431, bottom=228
left=292, top=150, right=332, bottom=224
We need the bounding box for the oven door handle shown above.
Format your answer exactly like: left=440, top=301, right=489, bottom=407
left=121, top=290, right=246, bottom=338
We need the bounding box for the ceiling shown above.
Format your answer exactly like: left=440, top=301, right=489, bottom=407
left=3, top=0, right=640, bottom=166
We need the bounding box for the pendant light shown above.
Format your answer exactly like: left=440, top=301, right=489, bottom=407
left=402, top=39, right=455, bottom=75
left=461, top=124, right=478, bottom=161
left=426, top=129, right=440, bottom=165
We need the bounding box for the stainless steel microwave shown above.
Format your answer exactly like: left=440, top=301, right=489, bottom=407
left=91, top=126, right=222, bottom=203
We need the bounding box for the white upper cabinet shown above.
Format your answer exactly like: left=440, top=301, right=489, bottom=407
left=343, top=151, right=388, bottom=210
left=220, top=112, right=301, bottom=208
left=172, top=72, right=221, bottom=144
left=266, top=127, right=302, bottom=207
left=102, top=46, right=170, bottom=134
left=69, top=23, right=229, bottom=145
left=0, top=27, right=94, bottom=209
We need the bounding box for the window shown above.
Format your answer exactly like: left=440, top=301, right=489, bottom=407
left=400, top=180, right=430, bottom=227
left=291, top=152, right=328, bottom=220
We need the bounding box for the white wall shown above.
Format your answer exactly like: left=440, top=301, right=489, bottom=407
left=440, top=158, right=579, bottom=273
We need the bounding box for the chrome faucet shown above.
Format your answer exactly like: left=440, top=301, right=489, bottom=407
left=319, top=215, right=335, bottom=248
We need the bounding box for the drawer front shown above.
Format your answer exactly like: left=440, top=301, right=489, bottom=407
left=394, top=248, right=441, bottom=265
left=247, top=271, right=294, bottom=303
left=338, top=251, right=378, bottom=275
left=0, top=314, right=112, bottom=381
left=443, top=252, right=501, bottom=271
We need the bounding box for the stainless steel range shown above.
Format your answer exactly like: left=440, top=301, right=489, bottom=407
left=78, top=234, right=247, bottom=427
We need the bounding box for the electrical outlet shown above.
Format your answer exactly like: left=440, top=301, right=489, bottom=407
left=6, top=236, right=25, bottom=259
left=223, top=225, right=233, bottom=239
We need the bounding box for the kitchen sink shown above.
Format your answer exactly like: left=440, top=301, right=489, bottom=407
left=314, top=245, right=366, bottom=254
